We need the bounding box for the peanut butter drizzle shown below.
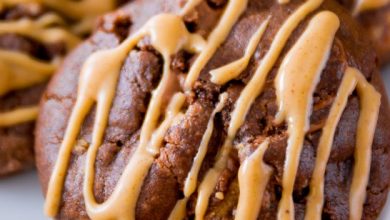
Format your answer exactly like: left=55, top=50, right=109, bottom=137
left=195, top=0, right=324, bottom=218
left=275, top=11, right=340, bottom=220
left=45, top=13, right=205, bottom=219
left=148, top=93, right=186, bottom=155
left=0, top=13, right=80, bottom=50
left=0, top=106, right=39, bottom=126
left=0, top=50, right=56, bottom=96
left=353, top=0, right=389, bottom=15
left=348, top=68, right=381, bottom=220
left=305, top=67, right=381, bottom=220
left=235, top=140, right=272, bottom=220
left=44, top=30, right=144, bottom=217
left=184, top=0, right=249, bottom=90
left=210, top=18, right=270, bottom=85
left=305, top=69, right=358, bottom=220
left=84, top=91, right=185, bottom=220
left=184, top=93, right=228, bottom=197
left=168, top=93, right=228, bottom=220
left=168, top=198, right=189, bottom=220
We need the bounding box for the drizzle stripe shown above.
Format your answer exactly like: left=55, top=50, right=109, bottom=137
left=210, top=18, right=270, bottom=85
left=168, top=198, right=189, bottom=220
left=0, top=14, right=80, bottom=50
left=349, top=67, right=381, bottom=220
left=44, top=31, right=145, bottom=217
left=184, top=93, right=228, bottom=197
left=0, top=50, right=56, bottom=96
left=168, top=93, right=228, bottom=220
left=275, top=11, right=340, bottom=220
left=184, top=0, right=249, bottom=90
left=305, top=68, right=358, bottom=220
left=148, top=93, right=186, bottom=155
left=0, top=106, right=39, bottom=126
left=235, top=140, right=273, bottom=220
left=83, top=29, right=184, bottom=218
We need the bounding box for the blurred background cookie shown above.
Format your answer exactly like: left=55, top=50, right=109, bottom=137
left=0, top=0, right=128, bottom=177
left=339, top=0, right=390, bottom=65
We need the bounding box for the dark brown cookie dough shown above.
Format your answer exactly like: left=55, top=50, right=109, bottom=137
left=35, top=0, right=390, bottom=219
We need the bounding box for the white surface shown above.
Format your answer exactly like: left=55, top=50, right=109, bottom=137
left=0, top=171, right=46, bottom=220
left=0, top=68, right=390, bottom=220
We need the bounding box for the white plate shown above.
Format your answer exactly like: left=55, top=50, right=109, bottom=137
left=1, top=67, right=390, bottom=220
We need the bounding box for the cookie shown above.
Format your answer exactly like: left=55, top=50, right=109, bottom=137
left=36, top=0, right=390, bottom=219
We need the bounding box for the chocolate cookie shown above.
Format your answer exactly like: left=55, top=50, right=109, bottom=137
left=36, top=0, right=390, bottom=219
left=0, top=0, right=127, bottom=177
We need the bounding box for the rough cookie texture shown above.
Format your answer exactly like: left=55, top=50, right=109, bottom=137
left=36, top=0, right=390, bottom=219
